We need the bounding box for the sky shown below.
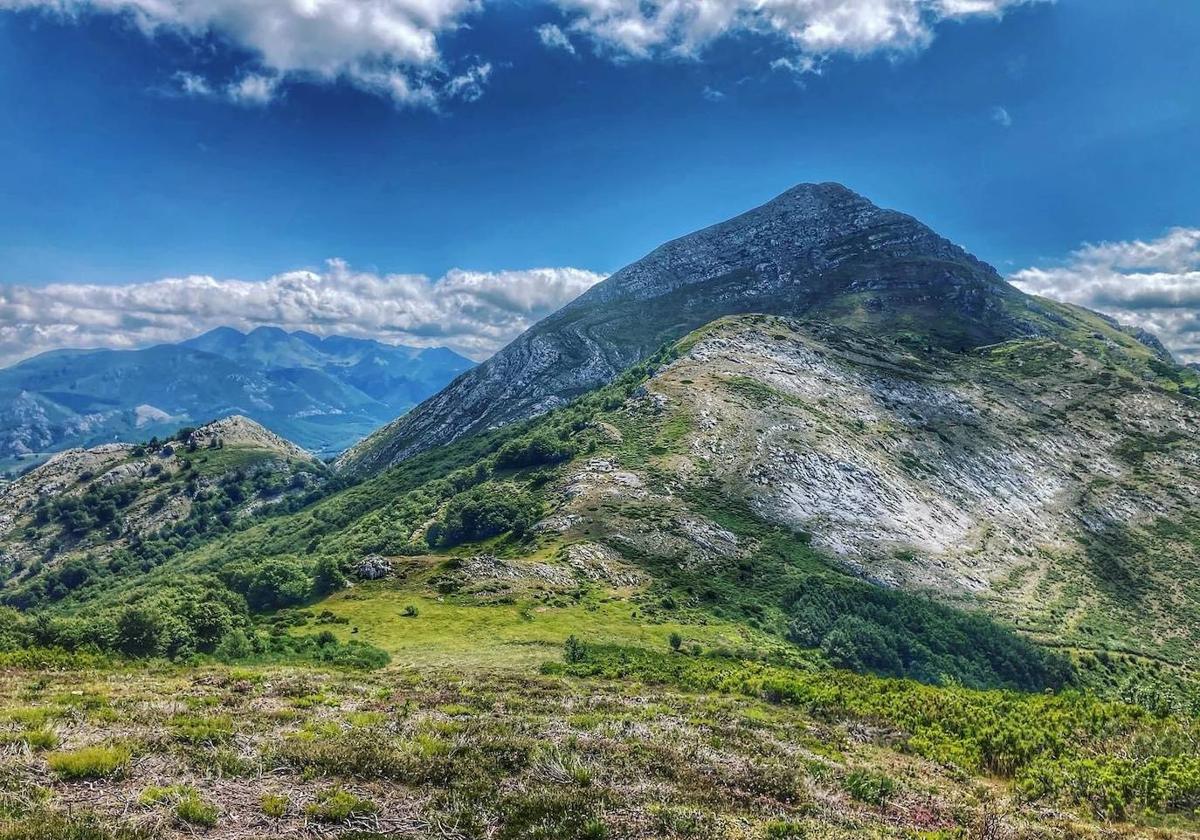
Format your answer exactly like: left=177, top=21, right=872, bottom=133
left=0, top=0, right=1197, bottom=363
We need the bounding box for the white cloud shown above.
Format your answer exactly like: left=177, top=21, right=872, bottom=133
left=770, top=55, right=820, bottom=78
left=536, top=22, right=576, bottom=54
left=173, top=70, right=212, bottom=97
left=702, top=85, right=725, bottom=101
left=549, top=0, right=1043, bottom=61
left=2, top=0, right=1046, bottom=105
left=442, top=61, right=492, bottom=103
left=226, top=73, right=281, bottom=106
left=0, top=0, right=485, bottom=107
left=0, top=262, right=606, bottom=367
left=990, top=104, right=1012, bottom=127
left=1010, top=227, right=1200, bottom=362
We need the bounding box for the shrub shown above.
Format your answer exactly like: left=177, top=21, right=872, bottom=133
left=48, top=745, right=131, bottom=780
left=311, top=556, right=347, bottom=597
left=114, top=607, right=163, bottom=657
left=260, top=793, right=289, bottom=819
left=763, top=821, right=806, bottom=839
left=221, top=557, right=311, bottom=611
left=0, top=811, right=152, bottom=839
left=497, top=788, right=608, bottom=840
left=564, top=635, right=585, bottom=664
left=170, top=714, right=233, bottom=745
left=784, top=575, right=1073, bottom=690
left=402, top=604, right=419, bottom=618
left=174, top=793, right=218, bottom=827
left=843, top=769, right=896, bottom=805
left=304, top=788, right=378, bottom=823
left=138, top=785, right=193, bottom=807
left=0, top=728, right=58, bottom=751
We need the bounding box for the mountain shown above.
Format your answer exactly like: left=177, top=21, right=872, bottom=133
left=0, top=327, right=473, bottom=469
left=338, top=182, right=1167, bottom=475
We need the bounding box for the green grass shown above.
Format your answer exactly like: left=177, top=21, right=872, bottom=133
left=305, top=577, right=762, bottom=669
left=47, top=745, right=131, bottom=780
left=173, top=793, right=218, bottom=827
left=303, top=788, right=377, bottom=823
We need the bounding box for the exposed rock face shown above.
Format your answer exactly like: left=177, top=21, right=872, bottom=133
left=338, top=182, right=1124, bottom=475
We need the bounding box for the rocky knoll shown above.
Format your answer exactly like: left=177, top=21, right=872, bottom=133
left=0, top=416, right=322, bottom=581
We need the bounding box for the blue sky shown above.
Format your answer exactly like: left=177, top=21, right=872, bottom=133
left=0, top=0, right=1198, bottom=362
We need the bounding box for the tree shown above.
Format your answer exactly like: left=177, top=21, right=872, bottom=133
left=564, top=634, right=585, bottom=664
left=311, top=556, right=347, bottom=597
left=115, top=606, right=162, bottom=657
left=221, top=557, right=311, bottom=611
left=214, top=630, right=253, bottom=661
left=668, top=631, right=683, bottom=652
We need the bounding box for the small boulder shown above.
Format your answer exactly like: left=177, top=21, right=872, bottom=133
left=355, top=554, right=392, bottom=580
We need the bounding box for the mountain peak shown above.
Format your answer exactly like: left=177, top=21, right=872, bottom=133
left=337, top=184, right=1084, bottom=475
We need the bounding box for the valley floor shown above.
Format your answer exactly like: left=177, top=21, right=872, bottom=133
left=0, top=658, right=1195, bottom=840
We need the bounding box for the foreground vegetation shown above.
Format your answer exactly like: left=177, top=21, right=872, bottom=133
left=0, top=647, right=1194, bottom=839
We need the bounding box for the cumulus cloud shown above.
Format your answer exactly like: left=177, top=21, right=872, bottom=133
left=548, top=0, right=1042, bottom=61
left=1010, top=227, right=1200, bottom=362
left=0, top=262, right=606, bottom=367
left=0, top=0, right=486, bottom=107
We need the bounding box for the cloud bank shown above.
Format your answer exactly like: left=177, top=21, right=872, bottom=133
left=1011, top=227, right=1200, bottom=363
left=0, top=0, right=1043, bottom=106
left=0, top=262, right=606, bottom=367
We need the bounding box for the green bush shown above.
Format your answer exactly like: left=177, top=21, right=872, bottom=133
left=174, top=793, right=218, bottom=827
left=762, top=821, right=806, bottom=840
left=495, top=433, right=575, bottom=470
left=220, top=557, right=311, bottom=610
left=303, top=788, right=377, bottom=823
left=170, top=714, right=233, bottom=745
left=260, top=793, right=289, bottom=819
left=311, top=556, right=347, bottom=596
left=556, top=644, right=1198, bottom=818
left=784, top=575, right=1073, bottom=690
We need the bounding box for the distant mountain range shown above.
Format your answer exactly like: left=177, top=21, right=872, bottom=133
left=0, top=326, right=473, bottom=469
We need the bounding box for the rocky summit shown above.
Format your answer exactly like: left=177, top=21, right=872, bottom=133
left=338, top=182, right=1156, bottom=475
